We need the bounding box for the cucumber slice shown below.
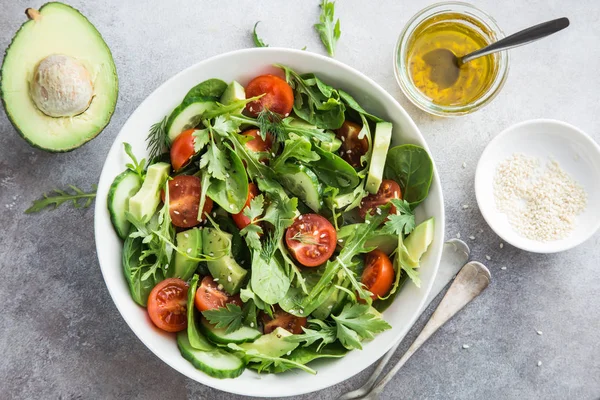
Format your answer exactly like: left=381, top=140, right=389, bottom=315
left=366, top=121, right=393, bottom=194
left=108, top=170, right=142, bottom=239
left=200, top=317, right=261, bottom=344
left=166, top=97, right=217, bottom=142
left=278, top=164, right=323, bottom=212
left=128, top=162, right=170, bottom=222
left=177, top=331, right=245, bottom=379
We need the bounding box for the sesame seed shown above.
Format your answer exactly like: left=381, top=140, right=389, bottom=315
left=217, top=284, right=223, bottom=290
left=165, top=264, right=169, bottom=270
left=462, top=204, right=469, bottom=209
left=214, top=278, right=219, bottom=281
left=173, top=210, right=180, bottom=215
left=338, top=239, right=344, bottom=243
left=376, top=208, right=382, bottom=215
left=456, top=233, right=461, bottom=239
left=500, top=243, right=504, bottom=249
left=501, top=266, right=507, bottom=270
left=299, top=215, right=303, bottom=220
left=212, top=212, right=216, bottom=217
left=184, top=233, right=189, bottom=238
left=536, top=330, right=543, bottom=336
left=346, top=150, right=352, bottom=154
left=313, top=230, right=318, bottom=235
left=250, top=322, right=255, bottom=327
left=227, top=276, right=232, bottom=282
left=287, top=351, right=291, bottom=356
left=462, top=162, right=467, bottom=169
left=537, top=361, right=542, bottom=367
left=328, top=305, right=333, bottom=309
left=209, top=252, right=214, bottom=256
left=469, top=235, right=475, bottom=240
left=229, top=204, right=234, bottom=209
left=341, top=136, right=346, bottom=142
left=300, top=224, right=305, bottom=229
left=365, top=220, right=370, bottom=224
left=299, top=309, right=304, bottom=314
left=462, top=344, right=470, bottom=349
left=485, top=255, right=491, bottom=261
left=187, top=248, right=192, bottom=254
left=320, top=233, right=326, bottom=238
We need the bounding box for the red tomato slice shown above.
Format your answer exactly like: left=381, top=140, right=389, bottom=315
left=245, top=74, right=294, bottom=117
left=162, top=175, right=213, bottom=228
left=358, top=179, right=402, bottom=219
left=335, top=121, right=369, bottom=168
left=261, top=306, right=307, bottom=334
left=232, top=182, right=260, bottom=230
left=285, top=214, right=337, bottom=267
left=147, top=278, right=189, bottom=332
left=170, top=129, right=196, bottom=171
left=361, top=250, right=395, bottom=300
left=242, top=129, right=273, bottom=155
left=194, top=276, right=242, bottom=312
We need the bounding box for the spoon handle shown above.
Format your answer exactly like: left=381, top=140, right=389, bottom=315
left=460, top=17, right=569, bottom=64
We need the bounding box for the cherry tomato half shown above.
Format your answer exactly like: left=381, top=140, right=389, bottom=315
left=335, top=121, right=369, bottom=168
left=170, top=129, right=196, bottom=171
left=242, top=129, right=274, bottom=156
left=361, top=250, right=395, bottom=300
left=232, top=182, right=260, bottom=230
left=285, top=214, right=337, bottom=267
left=261, top=306, right=307, bottom=335
left=147, top=278, right=189, bottom=332
left=245, top=74, right=294, bottom=117
left=194, top=276, right=242, bottom=312
left=162, top=175, right=213, bottom=228
left=358, top=179, right=402, bottom=220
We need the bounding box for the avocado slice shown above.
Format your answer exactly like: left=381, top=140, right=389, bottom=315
left=170, top=228, right=203, bottom=281
left=240, top=327, right=298, bottom=358
left=1, top=3, right=118, bottom=152
left=128, top=162, right=170, bottom=222
left=202, top=228, right=248, bottom=294
left=220, top=81, right=246, bottom=107
left=404, top=218, right=435, bottom=264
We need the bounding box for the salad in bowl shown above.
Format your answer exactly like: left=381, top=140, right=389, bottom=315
left=95, top=48, right=443, bottom=396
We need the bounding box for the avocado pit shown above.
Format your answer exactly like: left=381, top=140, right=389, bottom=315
left=29, top=54, right=93, bottom=117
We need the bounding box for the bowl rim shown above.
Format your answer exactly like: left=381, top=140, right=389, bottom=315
left=474, top=118, right=600, bottom=253
left=94, top=47, right=445, bottom=396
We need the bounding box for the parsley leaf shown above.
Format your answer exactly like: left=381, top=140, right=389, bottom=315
left=383, top=199, right=416, bottom=236
left=243, top=194, right=265, bottom=222
left=228, top=343, right=316, bottom=375
left=252, top=21, right=269, bottom=47
left=332, top=303, right=391, bottom=350
left=240, top=223, right=263, bottom=251
left=192, top=128, right=210, bottom=152
left=202, top=303, right=245, bottom=334
left=25, top=184, right=97, bottom=214
left=199, top=132, right=230, bottom=181
left=315, top=0, right=341, bottom=57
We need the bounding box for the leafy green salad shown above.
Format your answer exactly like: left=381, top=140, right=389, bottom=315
left=107, top=65, right=435, bottom=378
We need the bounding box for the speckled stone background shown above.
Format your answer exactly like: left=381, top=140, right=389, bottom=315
left=1, top=1, right=599, bottom=399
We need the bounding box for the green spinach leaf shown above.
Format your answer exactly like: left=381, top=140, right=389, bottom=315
left=311, top=146, right=360, bottom=190
left=187, top=275, right=213, bottom=350
left=384, top=144, right=433, bottom=208
left=184, top=79, right=227, bottom=101
left=250, top=250, right=291, bottom=304
left=206, top=147, right=249, bottom=214
left=122, top=235, right=163, bottom=307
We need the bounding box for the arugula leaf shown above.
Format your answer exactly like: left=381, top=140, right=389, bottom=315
left=315, top=0, right=341, bottom=57
left=303, top=210, right=388, bottom=308
left=252, top=21, right=269, bottom=47
left=228, top=343, right=316, bottom=375
left=124, top=142, right=146, bottom=180
left=202, top=303, right=245, bottom=334
left=338, top=90, right=384, bottom=122
left=271, top=134, right=320, bottom=170
left=25, top=184, right=97, bottom=214
left=383, top=199, right=416, bottom=236
left=146, top=116, right=169, bottom=160
left=202, top=95, right=263, bottom=119
left=231, top=114, right=337, bottom=144
left=332, top=303, right=391, bottom=350
left=286, top=319, right=336, bottom=351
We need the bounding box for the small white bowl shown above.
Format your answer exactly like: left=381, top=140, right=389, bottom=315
left=475, top=119, right=600, bottom=253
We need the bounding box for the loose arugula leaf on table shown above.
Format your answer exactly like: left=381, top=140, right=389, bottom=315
left=252, top=21, right=269, bottom=47
left=383, top=198, right=416, bottom=236
left=315, top=0, right=341, bottom=57
left=123, top=142, right=146, bottom=180
left=202, top=303, right=246, bottom=334
left=146, top=116, right=169, bottom=160
left=384, top=144, right=434, bottom=208
left=25, top=184, right=97, bottom=214
left=332, top=303, right=391, bottom=350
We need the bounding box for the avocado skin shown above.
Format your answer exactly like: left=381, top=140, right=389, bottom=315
left=0, top=2, right=119, bottom=153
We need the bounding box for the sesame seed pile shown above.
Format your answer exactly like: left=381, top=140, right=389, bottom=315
left=493, top=153, right=587, bottom=241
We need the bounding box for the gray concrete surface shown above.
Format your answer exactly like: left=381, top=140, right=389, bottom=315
left=1, top=1, right=599, bottom=399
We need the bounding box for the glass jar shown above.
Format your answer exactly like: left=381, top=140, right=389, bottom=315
left=394, top=2, right=509, bottom=116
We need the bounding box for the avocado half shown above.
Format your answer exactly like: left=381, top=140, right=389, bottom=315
left=0, top=2, right=118, bottom=152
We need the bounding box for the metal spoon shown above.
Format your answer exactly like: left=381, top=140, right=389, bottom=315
left=425, top=17, right=570, bottom=88
left=339, top=260, right=491, bottom=400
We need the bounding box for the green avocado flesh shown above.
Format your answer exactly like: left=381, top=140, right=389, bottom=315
left=1, top=3, right=118, bottom=152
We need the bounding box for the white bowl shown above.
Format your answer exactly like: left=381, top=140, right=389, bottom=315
left=94, top=48, right=445, bottom=397
left=475, top=119, right=600, bottom=253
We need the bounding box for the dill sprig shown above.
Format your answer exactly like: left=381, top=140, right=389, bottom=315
left=146, top=116, right=169, bottom=160
left=25, top=185, right=97, bottom=214
left=257, top=108, right=287, bottom=143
